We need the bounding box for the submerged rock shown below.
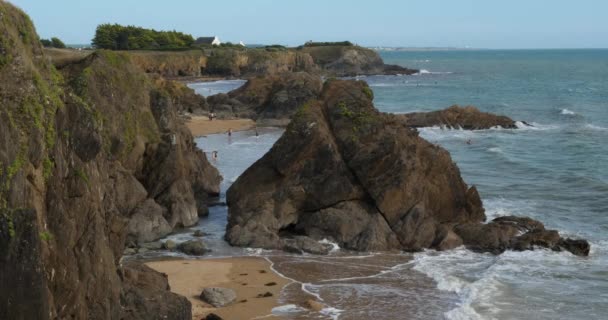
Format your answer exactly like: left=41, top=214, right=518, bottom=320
left=225, top=79, right=589, bottom=256
left=200, top=287, right=237, bottom=307
left=400, top=105, right=517, bottom=130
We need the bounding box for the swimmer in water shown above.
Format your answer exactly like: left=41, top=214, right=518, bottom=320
left=211, top=151, right=218, bottom=160
left=466, top=139, right=472, bottom=145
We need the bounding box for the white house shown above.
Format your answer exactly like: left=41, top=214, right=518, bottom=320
left=195, top=36, right=221, bottom=46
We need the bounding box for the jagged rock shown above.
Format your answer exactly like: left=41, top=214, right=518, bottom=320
left=178, top=240, right=209, bottom=256
left=120, top=263, right=192, bottom=320
left=200, top=287, right=237, bottom=307
left=226, top=79, right=589, bottom=257
left=207, top=72, right=323, bottom=125
left=282, top=236, right=333, bottom=255
left=127, top=199, right=172, bottom=244
left=163, top=240, right=177, bottom=250
left=139, top=241, right=163, bottom=250
left=400, top=105, right=517, bottom=130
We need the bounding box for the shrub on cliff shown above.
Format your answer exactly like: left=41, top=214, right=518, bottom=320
left=51, top=37, right=66, bottom=48
left=40, top=37, right=66, bottom=48
left=91, top=23, right=194, bottom=50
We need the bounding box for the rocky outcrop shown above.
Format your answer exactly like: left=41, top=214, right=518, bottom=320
left=300, top=45, right=418, bottom=76
left=208, top=72, right=323, bottom=126
left=225, top=79, right=589, bottom=256
left=0, top=3, right=219, bottom=319
left=400, top=105, right=517, bottom=129
left=118, top=46, right=416, bottom=79
left=120, top=263, right=192, bottom=320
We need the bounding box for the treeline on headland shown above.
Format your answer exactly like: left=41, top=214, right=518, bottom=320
left=91, top=23, right=195, bottom=50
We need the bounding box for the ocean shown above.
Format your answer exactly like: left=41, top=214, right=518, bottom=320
left=164, top=49, right=608, bottom=319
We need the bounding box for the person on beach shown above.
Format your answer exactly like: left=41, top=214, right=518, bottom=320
left=255, top=128, right=259, bottom=137
left=227, top=128, right=232, bottom=136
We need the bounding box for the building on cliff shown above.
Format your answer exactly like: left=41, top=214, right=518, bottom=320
left=196, top=36, right=221, bottom=46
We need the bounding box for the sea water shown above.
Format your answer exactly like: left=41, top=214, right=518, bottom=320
left=169, top=50, right=608, bottom=319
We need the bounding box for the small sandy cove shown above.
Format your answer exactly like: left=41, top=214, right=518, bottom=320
left=147, top=257, right=289, bottom=320
left=185, top=116, right=256, bottom=137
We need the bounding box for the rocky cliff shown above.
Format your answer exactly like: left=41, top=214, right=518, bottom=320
left=0, top=2, right=220, bottom=319
left=124, top=45, right=416, bottom=79
left=207, top=72, right=323, bottom=126
left=225, top=80, right=589, bottom=256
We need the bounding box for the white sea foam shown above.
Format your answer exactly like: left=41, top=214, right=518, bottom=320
left=584, top=124, right=608, bottom=131
left=320, top=307, right=344, bottom=320
left=414, top=69, right=453, bottom=75
left=271, top=304, right=307, bottom=314
left=319, top=238, right=341, bottom=253
left=487, top=147, right=503, bottom=154
left=560, top=108, right=576, bottom=115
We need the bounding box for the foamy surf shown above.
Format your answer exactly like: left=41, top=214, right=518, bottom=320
left=560, top=108, right=577, bottom=115
left=414, top=69, right=453, bottom=75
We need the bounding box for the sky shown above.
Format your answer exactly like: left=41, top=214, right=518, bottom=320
left=9, top=0, right=608, bottom=49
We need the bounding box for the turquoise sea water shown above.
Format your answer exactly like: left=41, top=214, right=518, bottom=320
left=177, top=50, right=608, bottom=319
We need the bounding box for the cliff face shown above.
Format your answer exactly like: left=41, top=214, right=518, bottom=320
left=225, top=80, right=589, bottom=256
left=127, top=49, right=318, bottom=78
left=0, top=2, right=219, bottom=319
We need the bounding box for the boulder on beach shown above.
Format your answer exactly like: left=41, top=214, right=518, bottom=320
left=177, top=240, right=210, bottom=256
left=225, top=79, right=589, bottom=256
left=200, top=287, right=237, bottom=307
left=399, top=105, right=517, bottom=130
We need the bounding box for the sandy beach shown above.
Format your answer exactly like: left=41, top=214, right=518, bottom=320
left=185, top=116, right=256, bottom=137
left=146, top=257, right=291, bottom=320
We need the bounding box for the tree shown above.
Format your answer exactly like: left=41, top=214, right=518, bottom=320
left=50, top=37, right=66, bottom=48
left=91, top=23, right=195, bottom=50
left=40, top=39, right=52, bottom=47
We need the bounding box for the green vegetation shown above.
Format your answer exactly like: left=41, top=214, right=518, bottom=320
left=362, top=86, right=374, bottom=100
left=42, top=157, right=54, bottom=181
left=39, top=231, right=53, bottom=241
left=41, top=37, right=66, bottom=48
left=92, top=23, right=194, bottom=50
left=338, top=101, right=377, bottom=137
left=303, top=41, right=353, bottom=47
left=73, top=168, right=90, bottom=185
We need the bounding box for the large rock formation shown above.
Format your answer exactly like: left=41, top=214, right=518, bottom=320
left=300, top=45, right=418, bottom=76
left=0, top=3, right=219, bottom=319
left=225, top=80, right=589, bottom=256
left=208, top=72, right=323, bottom=126
left=120, top=45, right=416, bottom=79
left=400, top=105, right=517, bottom=129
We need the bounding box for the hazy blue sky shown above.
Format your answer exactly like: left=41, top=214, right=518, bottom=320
left=10, top=0, right=608, bottom=48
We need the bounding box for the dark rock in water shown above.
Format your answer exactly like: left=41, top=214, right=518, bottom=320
left=382, top=64, right=419, bottom=76
left=205, top=313, right=224, bottom=320
left=454, top=216, right=590, bottom=256
left=200, top=287, right=236, bottom=307
left=225, top=79, right=589, bottom=257
left=226, top=79, right=485, bottom=252
left=400, top=105, right=517, bottom=130
left=207, top=72, right=323, bottom=125
left=192, top=230, right=206, bottom=237
left=283, top=236, right=333, bottom=255
left=178, top=240, right=210, bottom=256
left=120, top=263, right=192, bottom=320
left=556, top=238, right=591, bottom=256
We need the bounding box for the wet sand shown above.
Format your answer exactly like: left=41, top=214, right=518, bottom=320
left=146, top=257, right=290, bottom=320
left=185, top=116, right=256, bottom=137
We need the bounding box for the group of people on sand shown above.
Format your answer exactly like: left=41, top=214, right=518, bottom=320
left=208, top=112, right=216, bottom=121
